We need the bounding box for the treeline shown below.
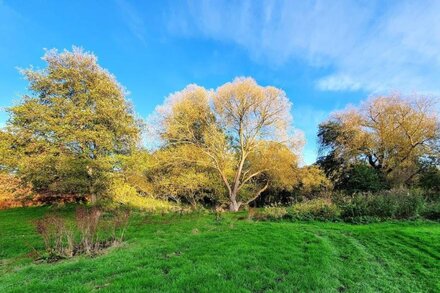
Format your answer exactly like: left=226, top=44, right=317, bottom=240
left=0, top=48, right=439, bottom=211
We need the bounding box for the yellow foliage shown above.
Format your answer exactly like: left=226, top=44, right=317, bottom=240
left=331, top=94, right=439, bottom=184
left=152, top=77, right=303, bottom=211
left=296, top=166, right=332, bottom=194
left=110, top=179, right=177, bottom=212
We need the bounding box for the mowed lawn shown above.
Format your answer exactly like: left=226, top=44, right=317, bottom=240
left=0, top=207, right=439, bottom=292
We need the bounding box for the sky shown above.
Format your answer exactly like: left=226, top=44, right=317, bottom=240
left=1, top=0, right=440, bottom=165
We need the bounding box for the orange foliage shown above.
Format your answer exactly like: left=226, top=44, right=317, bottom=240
left=0, top=173, right=87, bottom=209
left=0, top=173, right=33, bottom=209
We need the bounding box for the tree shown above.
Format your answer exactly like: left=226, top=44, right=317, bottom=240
left=3, top=48, right=141, bottom=202
left=0, top=129, right=15, bottom=172
left=339, top=164, right=387, bottom=193
left=418, top=166, right=440, bottom=191
left=153, top=78, right=302, bottom=211
left=317, top=121, right=347, bottom=186
left=294, top=165, right=332, bottom=197
left=318, top=95, right=439, bottom=187
left=147, top=145, right=226, bottom=208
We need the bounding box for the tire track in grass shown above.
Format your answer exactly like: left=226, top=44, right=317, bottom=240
left=326, top=231, right=393, bottom=292
left=390, top=232, right=440, bottom=260
left=281, top=226, right=340, bottom=292
left=354, top=230, right=438, bottom=292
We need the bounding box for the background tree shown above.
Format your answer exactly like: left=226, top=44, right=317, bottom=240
left=318, top=94, right=439, bottom=187
left=294, top=165, right=332, bottom=197
left=153, top=78, right=302, bottom=211
left=418, top=166, right=440, bottom=191
left=115, top=149, right=153, bottom=196
left=147, top=145, right=226, bottom=208
left=338, top=164, right=387, bottom=193
left=0, top=130, right=15, bottom=172
left=3, top=48, right=141, bottom=202
left=316, top=121, right=347, bottom=186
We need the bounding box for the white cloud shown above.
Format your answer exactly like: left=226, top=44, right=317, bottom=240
left=317, top=75, right=362, bottom=92
left=115, top=0, right=147, bottom=46
left=167, top=0, right=440, bottom=94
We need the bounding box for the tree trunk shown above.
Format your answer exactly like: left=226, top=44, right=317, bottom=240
left=229, top=201, right=240, bottom=212
left=90, top=193, right=97, bottom=204
left=229, top=193, right=240, bottom=212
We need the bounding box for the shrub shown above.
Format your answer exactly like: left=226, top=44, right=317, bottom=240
left=258, top=206, right=288, bottom=220
left=419, top=167, right=440, bottom=191
left=336, top=188, right=426, bottom=222
left=338, top=164, right=387, bottom=193
left=34, top=206, right=131, bottom=261
left=421, top=202, right=440, bottom=220
left=75, top=206, right=103, bottom=254
left=35, top=215, right=74, bottom=260
left=288, top=199, right=340, bottom=221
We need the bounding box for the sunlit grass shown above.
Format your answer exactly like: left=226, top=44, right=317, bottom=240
left=1, top=207, right=439, bottom=292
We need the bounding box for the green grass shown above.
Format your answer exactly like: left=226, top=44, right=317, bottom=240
left=1, top=207, right=439, bottom=292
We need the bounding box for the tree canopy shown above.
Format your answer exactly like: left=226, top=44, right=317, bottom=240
left=2, top=48, right=141, bottom=201
left=318, top=94, right=439, bottom=187
left=152, top=78, right=303, bottom=211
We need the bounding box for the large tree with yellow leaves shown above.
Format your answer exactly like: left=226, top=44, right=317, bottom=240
left=2, top=48, right=141, bottom=202
left=152, top=78, right=302, bottom=211
left=318, top=94, right=439, bottom=186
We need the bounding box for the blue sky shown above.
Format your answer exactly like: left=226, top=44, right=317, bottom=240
left=1, top=0, right=439, bottom=164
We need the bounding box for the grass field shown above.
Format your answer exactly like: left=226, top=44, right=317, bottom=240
left=0, top=207, right=439, bottom=292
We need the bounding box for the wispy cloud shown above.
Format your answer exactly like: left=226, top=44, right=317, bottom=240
left=167, top=0, right=440, bottom=95
left=115, top=0, right=147, bottom=46
left=293, top=105, right=331, bottom=165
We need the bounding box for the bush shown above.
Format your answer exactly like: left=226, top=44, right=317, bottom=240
left=336, top=188, right=426, bottom=222
left=288, top=199, right=340, bottom=221
left=35, top=215, right=74, bottom=259
left=257, top=206, right=288, bottom=220
left=419, top=167, right=440, bottom=191
left=421, top=202, right=440, bottom=220
left=338, top=164, right=387, bottom=193
left=34, top=206, right=131, bottom=261
left=75, top=206, right=103, bottom=254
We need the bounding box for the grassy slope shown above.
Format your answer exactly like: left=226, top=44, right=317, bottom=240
left=0, top=207, right=439, bottom=292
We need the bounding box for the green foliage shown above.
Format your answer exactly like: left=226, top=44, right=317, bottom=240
left=288, top=199, right=341, bottom=221
left=317, top=121, right=346, bottom=184
left=259, top=206, right=288, bottom=220
left=154, top=78, right=300, bottom=211
left=419, top=166, right=440, bottom=191
left=115, top=150, right=153, bottom=196
left=3, top=48, right=140, bottom=200
left=336, top=189, right=426, bottom=222
left=421, top=202, right=440, bottom=220
left=317, top=96, right=440, bottom=189
left=339, top=164, right=387, bottom=193
left=147, top=145, right=226, bottom=208
left=293, top=165, right=332, bottom=199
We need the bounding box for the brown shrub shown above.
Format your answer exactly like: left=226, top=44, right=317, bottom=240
left=35, top=215, right=74, bottom=259
left=34, top=206, right=131, bottom=261
left=75, top=206, right=102, bottom=254
left=111, top=208, right=131, bottom=243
